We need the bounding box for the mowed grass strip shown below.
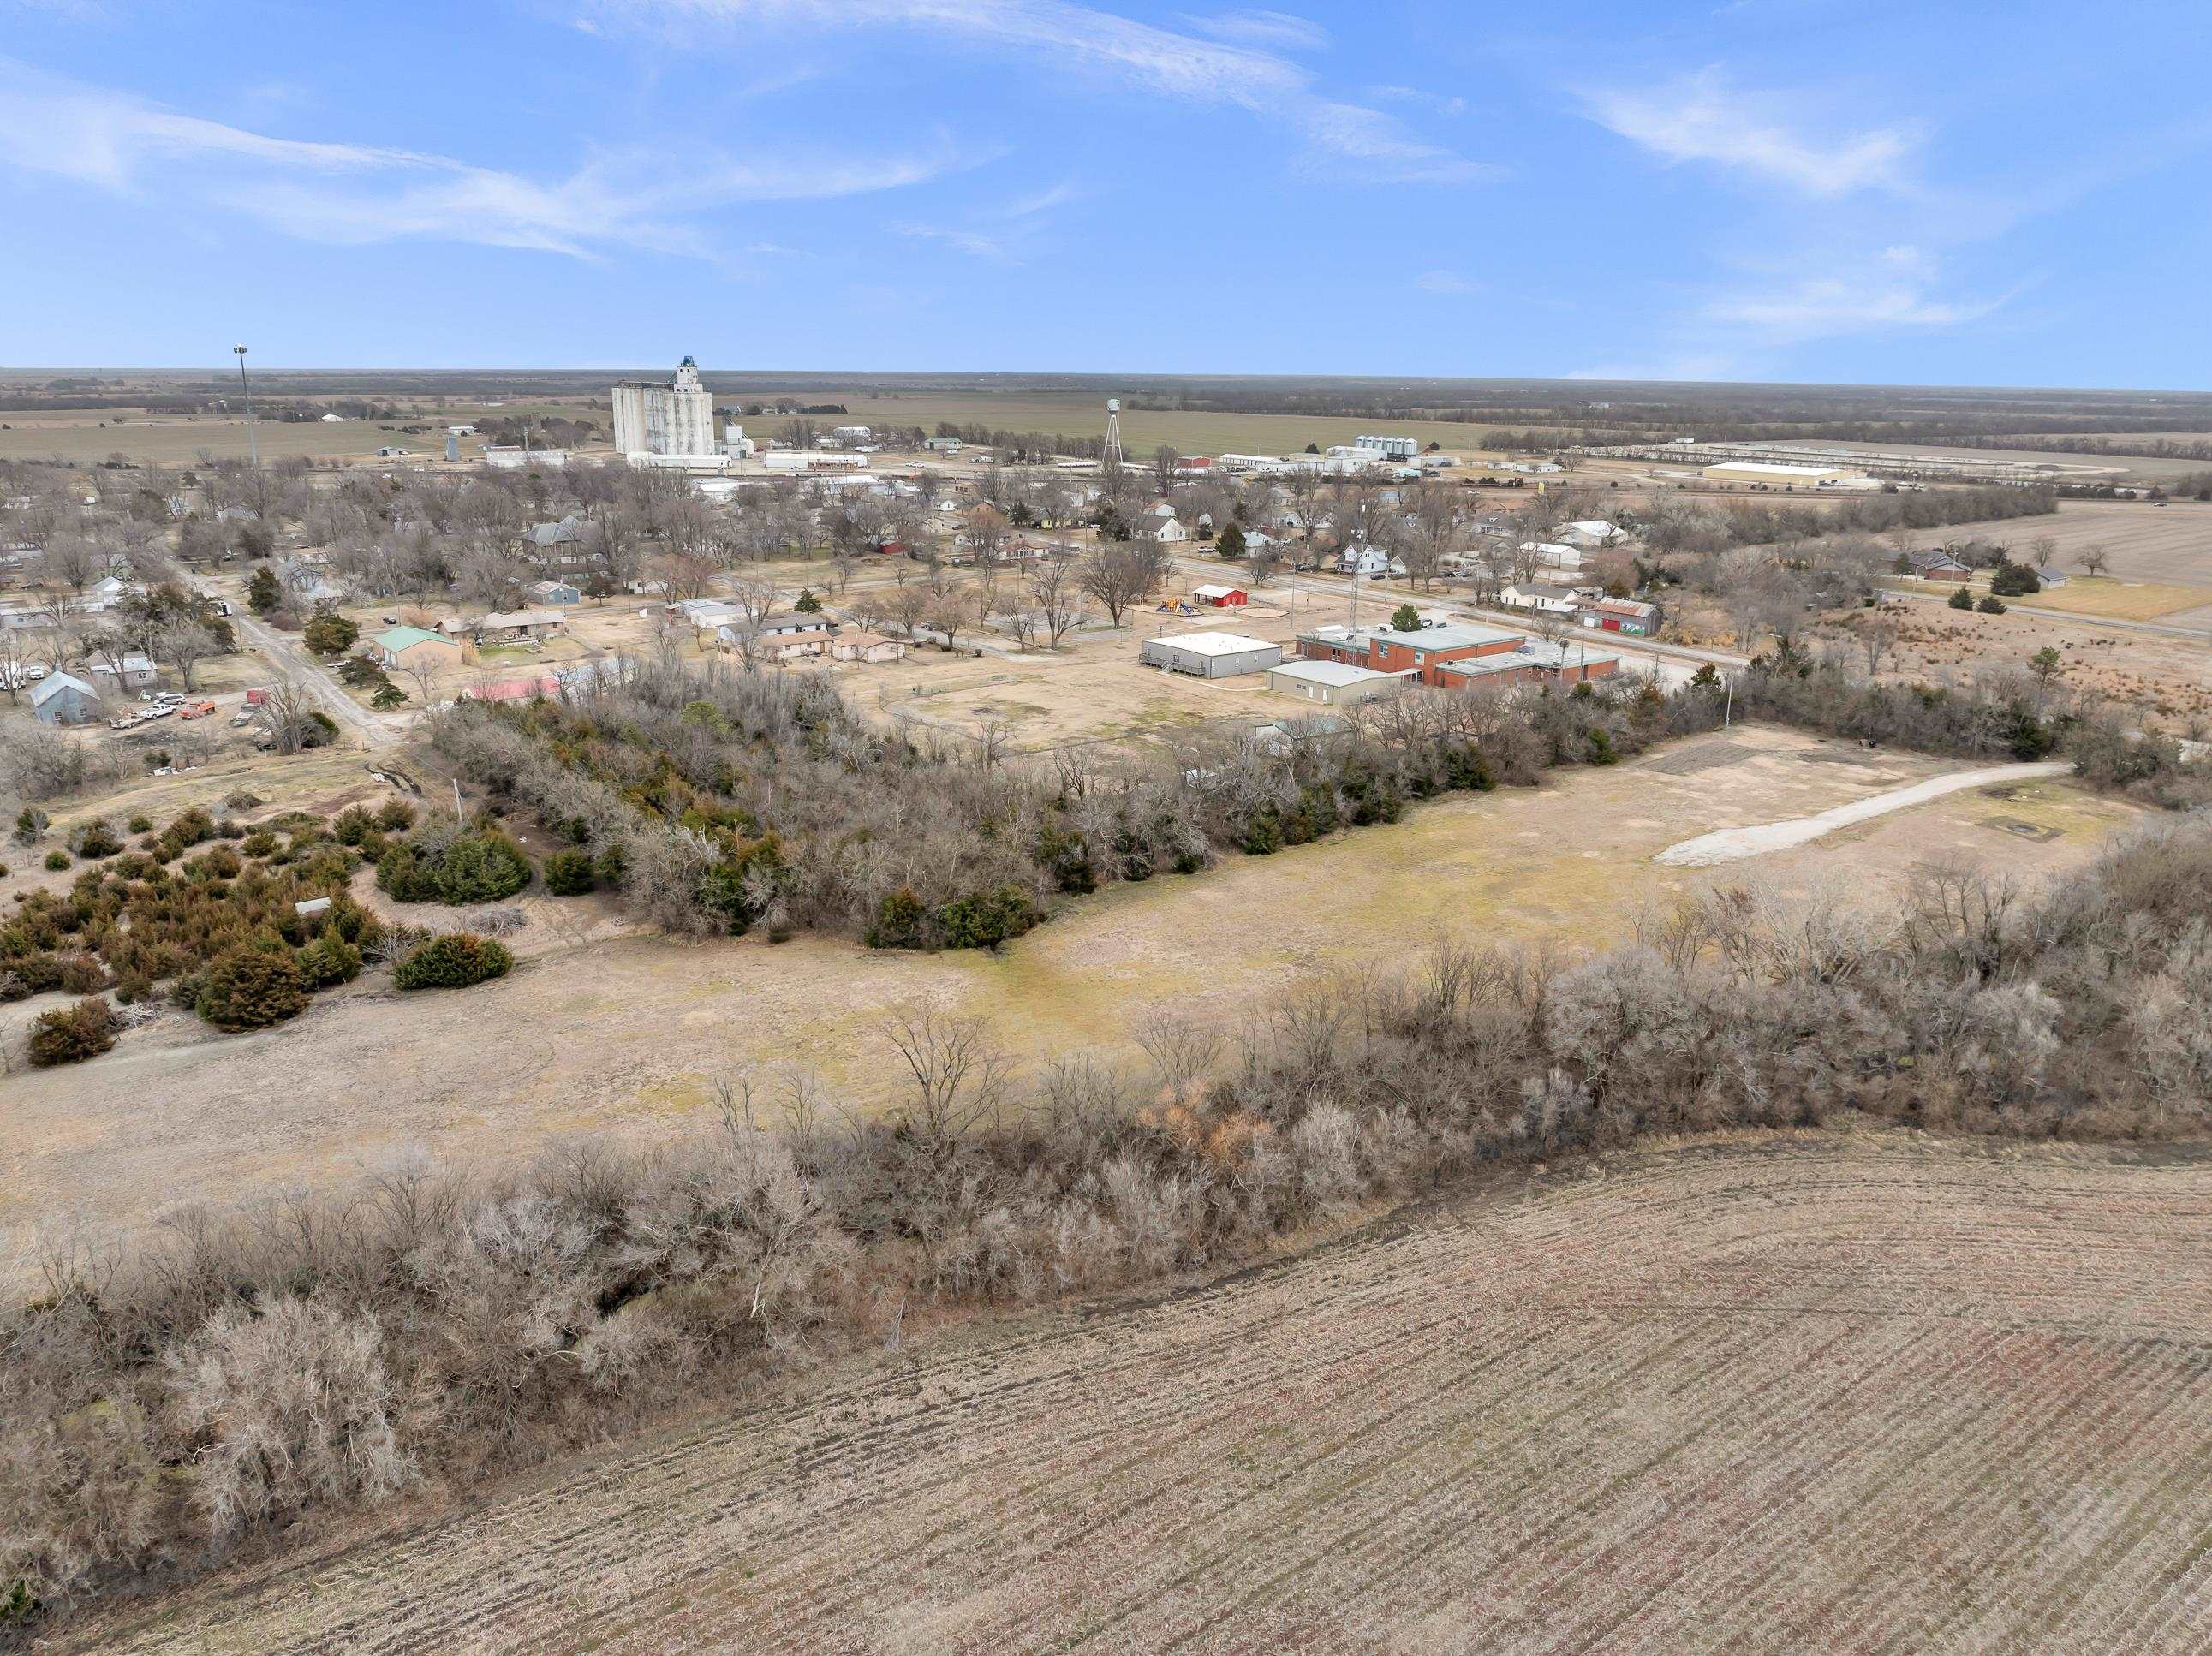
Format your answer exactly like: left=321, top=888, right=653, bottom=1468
left=2021, top=575, right=2212, bottom=620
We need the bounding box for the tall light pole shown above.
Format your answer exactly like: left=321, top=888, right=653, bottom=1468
left=232, top=344, right=259, bottom=469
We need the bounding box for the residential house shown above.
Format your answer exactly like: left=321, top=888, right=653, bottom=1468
left=1337, top=543, right=1402, bottom=578
left=1498, top=581, right=1584, bottom=615
left=474, top=608, right=566, bottom=644
left=87, top=652, right=159, bottom=694
left=522, top=515, right=592, bottom=569
left=718, top=612, right=837, bottom=659
left=1555, top=520, right=1626, bottom=550
left=1903, top=550, right=1973, bottom=581
left=831, top=629, right=905, bottom=664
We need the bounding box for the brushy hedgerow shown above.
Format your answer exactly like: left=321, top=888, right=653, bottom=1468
left=428, top=658, right=1724, bottom=950
left=9, top=814, right=2212, bottom=1622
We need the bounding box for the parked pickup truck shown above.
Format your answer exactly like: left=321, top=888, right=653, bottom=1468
left=177, top=700, right=219, bottom=719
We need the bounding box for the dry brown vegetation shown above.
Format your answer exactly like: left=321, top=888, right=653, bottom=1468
left=10, top=806, right=2212, bottom=1631
left=49, top=1133, right=2212, bottom=1655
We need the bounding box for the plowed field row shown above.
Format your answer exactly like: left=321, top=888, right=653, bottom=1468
left=69, top=1135, right=2212, bottom=1654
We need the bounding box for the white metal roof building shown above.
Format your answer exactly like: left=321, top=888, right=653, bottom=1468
left=1265, top=659, right=1404, bottom=706
left=1139, top=630, right=1283, bottom=679
left=1702, top=460, right=1853, bottom=484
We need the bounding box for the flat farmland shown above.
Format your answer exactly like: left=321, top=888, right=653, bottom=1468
left=64, top=1133, right=2212, bottom=1655
left=1, top=727, right=2142, bottom=1270
left=749, top=389, right=1521, bottom=459
left=1894, top=499, right=2212, bottom=597
left=0, top=401, right=610, bottom=467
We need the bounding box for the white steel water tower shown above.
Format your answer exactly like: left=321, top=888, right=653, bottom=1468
left=1104, top=397, right=1124, bottom=465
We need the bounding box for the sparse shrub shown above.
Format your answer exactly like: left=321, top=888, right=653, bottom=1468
left=27, top=998, right=116, bottom=1066
left=68, top=820, right=122, bottom=860
left=542, top=849, right=595, bottom=896
left=378, top=830, right=530, bottom=905
left=1947, top=585, right=1976, bottom=611
left=392, top=932, right=512, bottom=989
left=43, top=851, right=69, bottom=871
left=1978, top=594, right=2006, bottom=614
left=375, top=799, right=416, bottom=832
left=194, top=943, right=310, bottom=1031
left=126, top=815, right=152, bottom=834
left=295, top=929, right=362, bottom=986
left=936, top=885, right=1036, bottom=951
left=13, top=807, right=46, bottom=846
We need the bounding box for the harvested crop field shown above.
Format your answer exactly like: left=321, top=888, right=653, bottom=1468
left=66, top=1133, right=2212, bottom=1654
left=1893, top=499, right=2212, bottom=595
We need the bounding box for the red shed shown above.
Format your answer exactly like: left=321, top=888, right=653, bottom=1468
left=1192, top=582, right=1249, bottom=608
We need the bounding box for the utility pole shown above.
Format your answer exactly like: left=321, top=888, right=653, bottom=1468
left=232, top=344, right=258, bottom=469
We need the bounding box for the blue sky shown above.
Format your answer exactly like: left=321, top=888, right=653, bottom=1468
left=3, top=0, right=2209, bottom=386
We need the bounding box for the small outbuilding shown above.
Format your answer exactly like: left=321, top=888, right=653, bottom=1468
left=1191, top=583, right=1249, bottom=608
left=30, top=670, right=101, bottom=726
left=1265, top=660, right=1403, bottom=707
left=1139, top=630, right=1282, bottom=679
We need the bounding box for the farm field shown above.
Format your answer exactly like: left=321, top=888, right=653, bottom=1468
left=1894, top=499, right=2212, bottom=592
left=1764, top=435, right=2210, bottom=482
left=0, top=726, right=2143, bottom=1269
left=0, top=400, right=611, bottom=467
left=62, top=1132, right=2212, bottom=1655
left=723, top=388, right=1526, bottom=460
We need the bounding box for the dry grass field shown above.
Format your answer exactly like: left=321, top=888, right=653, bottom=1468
left=0, top=727, right=2143, bottom=1272
left=59, top=1132, right=2212, bottom=1655
left=1833, top=599, right=2212, bottom=731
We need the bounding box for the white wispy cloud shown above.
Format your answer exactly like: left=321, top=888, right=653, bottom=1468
left=1178, top=8, right=1328, bottom=52
left=891, top=221, right=1008, bottom=258
left=1414, top=270, right=1480, bottom=295
left=893, top=176, right=1082, bottom=259
left=604, top=0, right=1491, bottom=184
left=0, top=58, right=958, bottom=257
left=1583, top=67, right=1916, bottom=196
left=1704, top=247, right=2008, bottom=343
left=1368, top=84, right=1469, bottom=118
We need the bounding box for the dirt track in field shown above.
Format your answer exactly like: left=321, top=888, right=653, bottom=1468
left=69, top=1133, right=2212, bottom=1654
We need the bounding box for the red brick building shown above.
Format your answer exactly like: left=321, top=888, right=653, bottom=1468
left=1297, top=621, right=1619, bottom=691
